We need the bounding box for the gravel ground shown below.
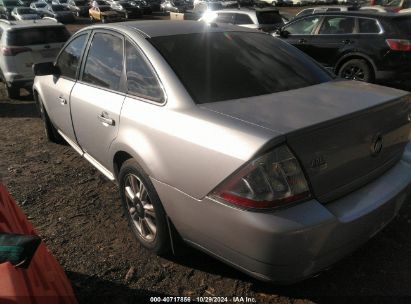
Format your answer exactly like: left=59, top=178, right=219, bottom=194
left=1, top=13, right=411, bottom=304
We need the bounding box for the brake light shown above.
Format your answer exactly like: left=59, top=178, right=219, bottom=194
left=2, top=47, right=32, bottom=56
left=386, top=39, right=411, bottom=51
left=211, top=145, right=310, bottom=209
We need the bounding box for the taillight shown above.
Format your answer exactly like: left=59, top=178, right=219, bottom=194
left=2, top=46, right=32, bottom=56
left=386, top=39, right=411, bottom=52
left=211, top=145, right=310, bottom=209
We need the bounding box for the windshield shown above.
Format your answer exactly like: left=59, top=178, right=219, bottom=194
left=8, top=27, right=71, bottom=45
left=374, top=0, right=401, bottom=6
left=4, top=0, right=21, bottom=6
left=17, top=8, right=37, bottom=13
left=257, top=11, right=283, bottom=24
left=52, top=5, right=68, bottom=10
left=150, top=32, right=331, bottom=104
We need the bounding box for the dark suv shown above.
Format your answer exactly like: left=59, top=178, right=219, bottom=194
left=277, top=12, right=411, bottom=82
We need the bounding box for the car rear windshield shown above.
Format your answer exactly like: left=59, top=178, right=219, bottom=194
left=8, top=27, right=70, bottom=46
left=150, top=32, right=332, bottom=104
left=256, top=11, right=283, bottom=24
left=4, top=0, right=20, bottom=6
left=17, top=8, right=36, bottom=13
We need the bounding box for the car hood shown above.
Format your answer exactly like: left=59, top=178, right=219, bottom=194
left=199, top=80, right=408, bottom=135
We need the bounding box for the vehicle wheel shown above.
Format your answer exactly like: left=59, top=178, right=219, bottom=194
left=338, top=59, right=374, bottom=82
left=37, top=96, right=64, bottom=144
left=119, top=159, right=171, bottom=255
left=4, top=83, right=19, bottom=99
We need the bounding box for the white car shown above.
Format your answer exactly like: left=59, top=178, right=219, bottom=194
left=11, top=7, right=41, bottom=19
left=0, top=19, right=70, bottom=98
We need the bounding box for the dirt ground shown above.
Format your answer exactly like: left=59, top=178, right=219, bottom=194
left=1, top=13, right=411, bottom=304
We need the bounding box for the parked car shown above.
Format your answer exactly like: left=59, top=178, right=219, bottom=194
left=370, top=0, right=411, bottom=12
left=52, top=0, right=70, bottom=6
left=66, top=0, right=88, bottom=16
left=29, top=1, right=49, bottom=15
left=276, top=11, right=411, bottom=82
left=33, top=20, right=411, bottom=283
left=200, top=8, right=284, bottom=33
left=0, top=19, right=70, bottom=98
left=110, top=1, right=142, bottom=17
left=0, top=183, right=77, bottom=303
left=0, top=0, right=22, bottom=20
left=43, top=4, right=75, bottom=22
left=296, top=6, right=350, bottom=17
left=160, top=0, right=187, bottom=12
left=89, top=5, right=121, bottom=21
left=11, top=7, right=40, bottom=19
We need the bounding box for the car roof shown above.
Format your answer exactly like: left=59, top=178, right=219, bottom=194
left=214, top=7, right=279, bottom=13
left=82, top=20, right=256, bottom=38
left=0, top=19, right=64, bottom=29
left=310, top=10, right=401, bottom=18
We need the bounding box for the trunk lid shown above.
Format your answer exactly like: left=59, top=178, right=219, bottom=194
left=200, top=80, right=411, bottom=202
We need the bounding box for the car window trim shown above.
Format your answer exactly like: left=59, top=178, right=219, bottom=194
left=124, top=38, right=167, bottom=105
left=78, top=29, right=127, bottom=95
left=54, top=31, right=90, bottom=81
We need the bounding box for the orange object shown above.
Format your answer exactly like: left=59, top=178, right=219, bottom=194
left=0, top=183, right=77, bottom=304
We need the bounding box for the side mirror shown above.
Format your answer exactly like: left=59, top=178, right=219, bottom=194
left=33, top=62, right=60, bottom=76
left=0, top=233, right=41, bottom=269
left=278, top=29, right=290, bottom=38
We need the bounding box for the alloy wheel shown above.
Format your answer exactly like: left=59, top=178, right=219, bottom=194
left=124, top=173, right=157, bottom=242
left=341, top=65, right=365, bottom=81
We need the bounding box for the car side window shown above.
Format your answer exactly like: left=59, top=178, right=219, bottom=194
left=56, top=34, right=88, bottom=80
left=318, top=16, right=355, bottom=35
left=285, top=16, right=320, bottom=35
left=216, top=13, right=234, bottom=24
left=358, top=18, right=380, bottom=34
left=125, top=40, right=164, bottom=102
left=82, top=32, right=124, bottom=91
left=235, top=14, right=253, bottom=25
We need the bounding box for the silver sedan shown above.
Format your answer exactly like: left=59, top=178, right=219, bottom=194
left=33, top=21, right=411, bottom=283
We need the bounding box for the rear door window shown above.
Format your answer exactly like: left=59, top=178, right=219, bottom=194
left=216, top=13, right=235, bottom=24
left=7, top=27, right=71, bottom=46
left=284, top=16, right=320, bottom=35
left=358, top=18, right=380, bottom=34
left=82, top=32, right=124, bottom=91
left=234, top=13, right=253, bottom=25
left=318, top=16, right=355, bottom=34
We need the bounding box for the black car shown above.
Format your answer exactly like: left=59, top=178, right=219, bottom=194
left=110, top=1, right=142, bottom=17
left=67, top=0, right=88, bottom=16
left=277, top=12, right=411, bottom=82
left=0, top=0, right=22, bottom=19
left=43, top=4, right=75, bottom=22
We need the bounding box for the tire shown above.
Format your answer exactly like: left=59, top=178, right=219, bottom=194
left=338, top=59, right=374, bottom=82
left=4, top=84, right=19, bottom=99
left=119, top=159, right=171, bottom=255
left=37, top=96, right=64, bottom=144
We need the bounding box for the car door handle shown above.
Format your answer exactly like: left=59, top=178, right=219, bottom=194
left=299, top=38, right=307, bottom=44
left=98, top=112, right=115, bottom=126
left=58, top=96, right=67, bottom=105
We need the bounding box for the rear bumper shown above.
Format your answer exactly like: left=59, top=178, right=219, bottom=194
left=153, top=142, right=411, bottom=283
